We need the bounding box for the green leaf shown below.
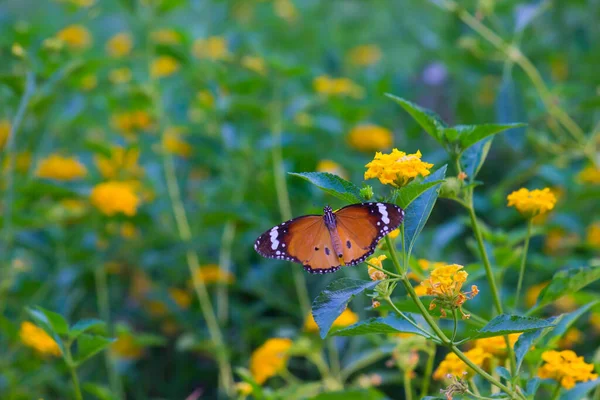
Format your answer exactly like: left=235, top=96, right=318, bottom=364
left=27, top=307, right=69, bottom=336
left=83, top=383, right=118, bottom=400
left=461, top=138, right=493, bottom=182
left=289, top=172, right=362, bottom=204
left=536, top=267, right=600, bottom=309
left=395, top=180, right=445, bottom=209
left=311, top=388, right=387, bottom=400
left=526, top=378, right=541, bottom=397
left=477, top=314, right=556, bottom=338
left=333, top=314, right=428, bottom=337
left=70, top=319, right=106, bottom=340
left=514, top=316, right=558, bottom=372
left=541, top=301, right=599, bottom=347
left=451, top=123, right=526, bottom=152
left=402, top=165, right=447, bottom=256
left=496, top=366, right=511, bottom=380
left=559, top=379, right=600, bottom=400
left=312, top=279, right=378, bottom=339
left=386, top=94, right=446, bottom=145
left=76, top=334, right=115, bottom=365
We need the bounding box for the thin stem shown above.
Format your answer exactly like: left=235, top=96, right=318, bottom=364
left=64, top=346, right=83, bottom=400
left=550, top=381, right=562, bottom=400
left=217, top=221, right=236, bottom=324
left=385, top=297, right=433, bottom=339
left=451, top=308, right=459, bottom=342
left=419, top=343, right=436, bottom=398
left=162, top=154, right=234, bottom=396
left=470, top=378, right=482, bottom=396
left=327, top=339, right=341, bottom=381
left=403, top=369, right=413, bottom=400
left=385, top=235, right=404, bottom=276
left=307, top=353, right=331, bottom=379
left=365, top=261, right=401, bottom=278
left=339, top=348, right=388, bottom=381
left=514, top=219, right=533, bottom=310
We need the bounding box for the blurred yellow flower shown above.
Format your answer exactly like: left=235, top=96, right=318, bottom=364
left=163, top=127, right=192, bottom=158
left=241, top=55, right=267, bottom=75
left=577, top=165, right=600, bottom=185
left=433, top=347, right=490, bottom=380
left=554, top=295, right=578, bottom=313
left=79, top=74, right=97, bottom=91
left=507, top=188, right=557, bottom=218
left=36, top=154, right=87, bottom=181
left=250, top=338, right=293, bottom=384
left=525, top=281, right=548, bottom=308
left=474, top=333, right=521, bottom=357
left=0, top=120, right=10, bottom=149
left=20, top=321, right=62, bottom=357
left=191, top=265, right=235, bottom=285
left=120, top=222, right=138, bottom=239
left=109, top=68, right=132, bottom=85
left=192, top=36, right=229, bottom=60
left=90, top=181, right=140, bottom=216
left=347, top=44, right=381, bottom=67
left=364, top=149, right=433, bottom=187
left=367, top=255, right=387, bottom=281
left=106, top=32, right=133, bottom=58
left=111, top=110, right=153, bottom=135
left=543, top=228, right=578, bottom=256
left=347, top=124, right=393, bottom=152
left=274, top=0, right=298, bottom=22
left=587, top=222, right=600, bottom=248
left=313, top=75, right=364, bottom=98
left=111, top=332, right=144, bottom=360
left=236, top=382, right=253, bottom=396
left=558, top=328, right=583, bottom=349
left=304, top=308, right=358, bottom=332
left=169, top=288, right=192, bottom=309
left=589, top=313, right=600, bottom=333
left=95, top=146, right=143, bottom=180
left=316, top=160, right=347, bottom=180
left=538, top=350, right=597, bottom=389
left=151, top=56, right=180, bottom=78
left=151, top=29, right=181, bottom=44
left=55, top=24, right=92, bottom=50
left=424, top=264, right=478, bottom=319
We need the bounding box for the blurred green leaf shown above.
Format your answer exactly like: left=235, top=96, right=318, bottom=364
left=69, top=319, right=106, bottom=340
left=289, top=172, right=363, bottom=204
left=476, top=314, right=556, bottom=339
left=559, top=379, right=600, bottom=400
left=386, top=94, right=446, bottom=145
left=311, top=388, right=388, bottom=400
left=83, top=383, right=118, bottom=400
left=541, top=301, right=599, bottom=348
left=536, top=267, right=600, bottom=309
left=402, top=165, right=447, bottom=256
left=496, top=366, right=511, bottom=380
left=27, top=306, right=69, bottom=336
left=395, top=180, right=444, bottom=209
left=312, top=279, right=378, bottom=339
left=526, top=377, right=541, bottom=397
left=75, top=334, right=115, bottom=365
left=461, top=137, right=493, bottom=182
left=333, top=314, right=428, bottom=337
left=450, top=123, right=526, bottom=152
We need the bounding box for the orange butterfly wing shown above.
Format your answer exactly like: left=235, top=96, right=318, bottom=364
left=335, top=202, right=404, bottom=265
left=254, top=215, right=342, bottom=274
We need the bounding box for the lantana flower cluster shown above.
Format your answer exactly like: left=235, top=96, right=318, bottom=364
left=507, top=187, right=557, bottom=218
left=538, top=350, right=598, bottom=389
left=423, top=264, right=479, bottom=319
left=364, top=149, right=433, bottom=187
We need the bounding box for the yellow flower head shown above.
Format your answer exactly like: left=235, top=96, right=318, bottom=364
left=347, top=124, right=393, bottom=152
left=106, top=32, right=133, bottom=58
left=109, top=68, right=133, bottom=85
left=558, top=328, right=584, bottom=349
left=366, top=255, right=387, bottom=281
left=0, top=120, right=11, bottom=149
left=20, top=321, right=62, bottom=357
left=90, top=181, right=140, bottom=216
left=474, top=333, right=521, bottom=357
left=236, top=382, right=253, bottom=396
left=111, top=110, right=153, bottom=135
left=388, top=229, right=400, bottom=239
left=191, top=265, right=235, bottom=285
left=151, top=29, right=182, bottom=44
left=250, top=338, right=293, bottom=384
left=433, top=347, right=491, bottom=380
left=424, top=264, right=478, bottom=319
left=162, top=127, right=192, bottom=158
left=151, top=56, right=180, bottom=78
left=94, top=146, right=143, bottom=180
left=36, top=154, right=87, bottom=181
left=577, top=165, right=600, bottom=185
left=241, top=56, right=267, bottom=75
left=364, top=149, right=433, bottom=187
left=304, top=308, right=358, bottom=333
left=55, top=24, right=92, bottom=50
left=538, top=350, right=598, bottom=389
left=111, top=332, right=144, bottom=360
left=586, top=222, right=600, bottom=248
left=192, top=36, right=229, bottom=61
left=313, top=75, right=364, bottom=98
left=507, top=187, right=557, bottom=218
left=347, top=44, right=382, bottom=67
left=316, top=159, right=348, bottom=180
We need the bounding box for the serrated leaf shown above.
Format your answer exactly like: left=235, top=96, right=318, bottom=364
left=535, top=267, right=600, bottom=309
left=477, top=314, right=556, bottom=338
left=450, top=123, right=526, bottom=152
left=289, top=172, right=362, bottom=204
left=312, top=279, right=378, bottom=339
left=28, top=307, right=69, bottom=336
left=395, top=180, right=444, bottom=209
left=70, top=319, right=106, bottom=340
left=333, top=314, right=428, bottom=337
left=514, top=316, right=558, bottom=372
left=76, top=334, right=115, bottom=365
left=403, top=165, right=447, bottom=256
left=386, top=94, right=446, bottom=145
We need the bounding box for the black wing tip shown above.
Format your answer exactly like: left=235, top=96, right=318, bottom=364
left=303, top=265, right=340, bottom=274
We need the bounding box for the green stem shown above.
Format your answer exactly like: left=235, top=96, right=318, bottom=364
left=385, top=235, right=404, bottom=276
left=217, top=221, right=236, bottom=324
left=419, top=343, right=436, bottom=398
left=64, top=346, right=83, bottom=400
left=365, top=260, right=401, bottom=278
left=327, top=339, right=341, bottom=381
left=550, top=381, right=562, bottom=400
left=514, top=220, right=533, bottom=310
left=385, top=297, right=433, bottom=339
left=452, top=308, right=459, bottom=342
left=403, top=369, right=413, bottom=400
left=308, top=353, right=331, bottom=379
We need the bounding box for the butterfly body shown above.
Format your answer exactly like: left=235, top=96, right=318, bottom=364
left=254, top=202, right=404, bottom=274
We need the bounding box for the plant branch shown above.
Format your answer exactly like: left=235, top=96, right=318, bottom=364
left=514, top=219, right=533, bottom=310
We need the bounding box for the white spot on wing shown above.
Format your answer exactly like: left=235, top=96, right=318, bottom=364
left=376, top=203, right=390, bottom=224
left=270, top=226, right=280, bottom=250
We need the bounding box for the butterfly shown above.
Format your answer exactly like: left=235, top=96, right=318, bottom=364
left=254, top=203, right=404, bottom=274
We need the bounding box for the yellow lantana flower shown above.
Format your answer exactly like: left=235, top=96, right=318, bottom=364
left=367, top=255, right=387, bottom=281
left=0, top=120, right=11, bottom=149
left=241, top=56, right=267, bottom=75
left=94, top=146, right=143, bottom=180
left=586, top=222, right=600, bottom=248
left=313, top=75, right=364, bottom=98
left=111, top=332, right=144, bottom=360
left=433, top=347, right=491, bottom=380
left=507, top=187, right=557, bottom=218
left=577, top=165, right=600, bottom=185
left=424, top=264, right=478, bottom=318
left=192, top=36, right=229, bottom=60
left=90, top=181, right=140, bottom=216
left=538, top=350, right=598, bottom=389
left=106, top=32, right=133, bottom=58
left=304, top=308, right=358, bottom=332
left=364, top=149, right=433, bottom=187
left=111, top=110, right=153, bottom=135
left=20, top=322, right=62, bottom=357
left=250, top=338, right=293, bottom=384
left=151, top=56, right=180, bottom=78
left=36, top=154, right=87, bottom=181
left=191, top=265, right=235, bottom=285
left=55, top=24, right=92, bottom=50
left=347, top=124, right=393, bottom=152
left=347, top=44, right=382, bottom=67
left=316, top=159, right=348, bottom=180
left=162, top=127, right=192, bottom=158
